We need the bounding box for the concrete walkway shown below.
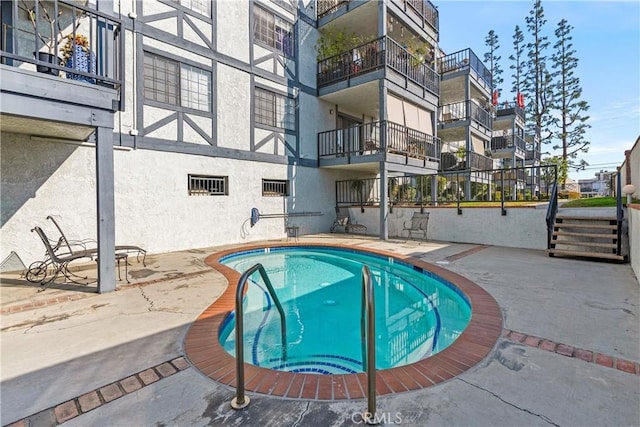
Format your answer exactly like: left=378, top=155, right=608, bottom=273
left=1, top=235, right=639, bottom=426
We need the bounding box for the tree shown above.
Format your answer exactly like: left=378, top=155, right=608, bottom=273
left=484, top=30, right=503, bottom=97
left=523, top=0, right=557, bottom=147
left=509, top=25, right=526, bottom=102
left=550, top=18, right=591, bottom=186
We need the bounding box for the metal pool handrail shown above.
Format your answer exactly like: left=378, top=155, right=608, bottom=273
left=360, top=265, right=377, bottom=424
left=231, top=263, right=287, bottom=410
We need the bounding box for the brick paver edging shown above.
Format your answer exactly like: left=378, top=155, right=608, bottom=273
left=1, top=270, right=212, bottom=315
left=184, top=243, right=503, bottom=400
left=504, top=329, right=640, bottom=375
left=5, top=357, right=190, bottom=427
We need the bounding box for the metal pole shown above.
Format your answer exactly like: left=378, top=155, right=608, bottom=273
left=361, top=266, right=377, bottom=424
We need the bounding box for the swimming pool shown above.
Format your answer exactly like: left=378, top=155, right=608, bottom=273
left=219, top=247, right=471, bottom=374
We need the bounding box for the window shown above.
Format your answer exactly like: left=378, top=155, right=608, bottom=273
left=188, top=175, right=228, bottom=196
left=171, top=0, right=211, bottom=17
left=253, top=5, right=294, bottom=57
left=263, top=179, right=289, bottom=196
left=144, top=52, right=211, bottom=112
left=254, top=87, right=295, bottom=130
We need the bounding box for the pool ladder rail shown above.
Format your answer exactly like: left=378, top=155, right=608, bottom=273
left=231, top=263, right=287, bottom=410
left=231, top=264, right=379, bottom=425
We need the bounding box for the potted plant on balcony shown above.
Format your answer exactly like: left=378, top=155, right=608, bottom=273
left=19, top=0, right=82, bottom=76
left=61, top=33, right=96, bottom=83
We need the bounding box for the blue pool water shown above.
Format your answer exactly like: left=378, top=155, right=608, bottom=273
left=219, top=247, right=471, bottom=374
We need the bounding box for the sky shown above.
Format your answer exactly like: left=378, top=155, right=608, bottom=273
left=436, top=0, right=640, bottom=181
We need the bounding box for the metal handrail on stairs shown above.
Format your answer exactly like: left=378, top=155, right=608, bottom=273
left=231, top=263, right=287, bottom=409
left=615, top=172, right=624, bottom=256
left=546, top=181, right=559, bottom=250
left=360, top=265, right=377, bottom=424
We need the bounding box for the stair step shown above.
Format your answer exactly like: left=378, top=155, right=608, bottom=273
left=553, top=231, right=619, bottom=239
left=551, top=240, right=617, bottom=249
left=547, top=249, right=624, bottom=261
left=556, top=215, right=617, bottom=221
left=554, top=223, right=617, bottom=230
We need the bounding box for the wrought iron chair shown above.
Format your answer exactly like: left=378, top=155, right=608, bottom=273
left=27, top=226, right=93, bottom=285
left=330, top=207, right=367, bottom=234
left=403, top=212, right=429, bottom=240
left=46, top=215, right=147, bottom=266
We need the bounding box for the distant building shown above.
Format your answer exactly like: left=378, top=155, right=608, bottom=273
left=578, top=171, right=614, bottom=197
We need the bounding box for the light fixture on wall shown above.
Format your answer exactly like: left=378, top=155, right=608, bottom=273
left=329, top=109, right=334, bottom=115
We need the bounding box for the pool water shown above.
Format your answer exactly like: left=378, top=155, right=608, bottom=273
left=219, top=247, right=471, bottom=374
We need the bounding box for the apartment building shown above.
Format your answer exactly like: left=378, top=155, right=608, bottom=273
left=2, top=0, right=536, bottom=291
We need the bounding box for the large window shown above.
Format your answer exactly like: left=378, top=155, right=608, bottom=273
left=170, top=0, right=211, bottom=17
left=144, top=53, right=211, bottom=112
left=253, top=5, right=294, bottom=57
left=254, top=87, right=295, bottom=131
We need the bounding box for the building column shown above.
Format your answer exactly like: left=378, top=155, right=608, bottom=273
left=96, top=126, right=116, bottom=293
left=379, top=163, right=388, bottom=240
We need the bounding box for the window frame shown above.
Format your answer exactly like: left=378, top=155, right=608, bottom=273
left=188, top=174, right=228, bottom=196
left=143, top=52, right=211, bottom=113
left=253, top=4, right=295, bottom=58
left=170, top=0, right=211, bottom=17
left=254, top=87, right=295, bottom=131
left=262, top=179, right=290, bottom=197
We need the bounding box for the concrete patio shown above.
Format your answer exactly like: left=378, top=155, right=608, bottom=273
left=1, top=234, right=638, bottom=426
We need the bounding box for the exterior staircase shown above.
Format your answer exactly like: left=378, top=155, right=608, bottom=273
left=548, top=215, right=624, bottom=262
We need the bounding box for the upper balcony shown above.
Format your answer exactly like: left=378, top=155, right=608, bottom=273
left=318, top=36, right=439, bottom=98
left=439, top=100, right=493, bottom=133
left=1, top=0, right=123, bottom=110
left=318, top=0, right=439, bottom=35
left=318, top=120, right=441, bottom=171
left=496, top=101, right=525, bottom=121
left=439, top=150, right=494, bottom=172
left=438, top=48, right=492, bottom=92
left=490, top=134, right=527, bottom=159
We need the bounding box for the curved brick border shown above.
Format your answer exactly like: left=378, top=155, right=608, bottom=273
left=184, top=243, right=503, bottom=400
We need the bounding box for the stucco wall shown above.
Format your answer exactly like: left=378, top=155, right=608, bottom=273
left=0, top=133, right=349, bottom=266
left=629, top=205, right=640, bottom=285
left=349, top=205, right=548, bottom=250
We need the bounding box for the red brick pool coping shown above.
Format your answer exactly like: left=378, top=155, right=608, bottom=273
left=184, top=243, right=503, bottom=400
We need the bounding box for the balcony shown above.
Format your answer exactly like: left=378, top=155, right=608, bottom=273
left=1, top=0, right=123, bottom=98
left=440, top=100, right=493, bottom=131
left=493, top=169, right=526, bottom=183
left=496, top=101, right=525, bottom=121
left=317, top=0, right=351, bottom=19
left=440, top=150, right=493, bottom=172
left=317, top=36, right=439, bottom=97
left=438, top=48, right=492, bottom=91
left=490, top=134, right=527, bottom=159
left=525, top=149, right=541, bottom=162
left=318, top=120, right=441, bottom=164
left=318, top=0, right=438, bottom=33
left=392, top=0, right=439, bottom=32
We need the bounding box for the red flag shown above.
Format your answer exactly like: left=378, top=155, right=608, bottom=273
left=492, top=90, right=499, bottom=106
left=517, top=92, right=525, bottom=108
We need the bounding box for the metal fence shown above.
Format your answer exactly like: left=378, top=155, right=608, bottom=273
left=335, top=164, right=557, bottom=207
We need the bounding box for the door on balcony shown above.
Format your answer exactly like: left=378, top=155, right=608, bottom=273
left=337, top=115, right=361, bottom=155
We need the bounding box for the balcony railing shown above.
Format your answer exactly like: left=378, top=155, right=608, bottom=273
left=317, top=0, right=350, bottom=19
left=525, top=149, right=541, bottom=162
left=1, top=0, right=123, bottom=91
left=440, top=101, right=493, bottom=131
left=493, top=169, right=526, bottom=182
left=490, top=134, right=527, bottom=152
left=496, top=101, right=525, bottom=120
left=402, top=0, right=439, bottom=31
left=318, top=120, right=441, bottom=162
left=440, top=150, right=493, bottom=172
left=317, top=36, right=439, bottom=96
left=438, top=48, right=492, bottom=90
